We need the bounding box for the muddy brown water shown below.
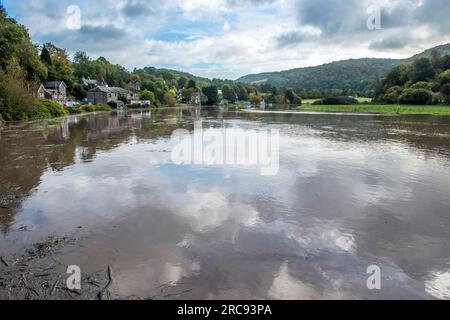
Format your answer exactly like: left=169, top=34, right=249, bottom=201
left=1, top=108, right=450, bottom=300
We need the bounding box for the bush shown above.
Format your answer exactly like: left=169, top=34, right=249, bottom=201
left=0, top=71, right=35, bottom=121
left=65, top=106, right=84, bottom=114
left=35, top=99, right=68, bottom=118
left=398, top=89, right=432, bottom=105
left=95, top=103, right=112, bottom=111
left=320, top=96, right=359, bottom=105
left=31, top=103, right=52, bottom=119
left=82, top=104, right=96, bottom=112
left=438, top=70, right=450, bottom=86
left=410, top=81, right=434, bottom=91
left=383, top=86, right=403, bottom=104
left=440, top=83, right=450, bottom=104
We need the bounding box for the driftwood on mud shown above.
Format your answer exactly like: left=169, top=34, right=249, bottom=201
left=97, top=265, right=113, bottom=301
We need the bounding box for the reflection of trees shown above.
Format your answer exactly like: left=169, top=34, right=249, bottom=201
left=0, top=113, right=141, bottom=233
left=0, top=108, right=218, bottom=233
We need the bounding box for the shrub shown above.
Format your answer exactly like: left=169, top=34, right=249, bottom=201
left=438, top=70, right=450, bottom=86
left=35, top=99, right=68, bottom=118
left=0, top=71, right=35, bottom=121
left=410, top=81, right=434, bottom=91
left=383, top=86, right=403, bottom=104
left=95, top=103, right=112, bottom=111
left=320, top=96, right=359, bottom=105
left=440, top=83, right=450, bottom=104
left=398, top=89, right=432, bottom=105
left=31, top=103, right=52, bottom=119
left=65, top=106, right=84, bottom=114
left=82, top=104, right=96, bottom=112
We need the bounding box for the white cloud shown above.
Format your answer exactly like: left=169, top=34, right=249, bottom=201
left=3, top=0, right=450, bottom=79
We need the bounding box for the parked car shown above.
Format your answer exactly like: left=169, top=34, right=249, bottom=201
left=107, top=101, right=126, bottom=109
left=140, top=100, right=151, bottom=107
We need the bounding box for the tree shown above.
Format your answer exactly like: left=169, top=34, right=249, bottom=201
left=235, top=84, right=248, bottom=101
left=438, top=70, right=450, bottom=86
left=187, top=79, right=197, bottom=89
left=409, top=58, right=435, bottom=83
left=72, top=83, right=87, bottom=101
left=440, top=84, right=450, bottom=104
left=163, top=91, right=177, bottom=107
left=285, top=89, right=302, bottom=105
left=0, top=70, right=35, bottom=121
left=431, top=49, right=443, bottom=71
left=202, top=85, right=219, bottom=105
left=249, top=93, right=262, bottom=105
left=139, top=90, right=155, bottom=104
left=178, top=77, right=188, bottom=89
left=222, top=84, right=237, bottom=103
left=398, top=88, right=432, bottom=105
left=40, top=45, right=52, bottom=66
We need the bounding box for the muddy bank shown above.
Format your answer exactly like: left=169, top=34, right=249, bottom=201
left=0, top=236, right=118, bottom=300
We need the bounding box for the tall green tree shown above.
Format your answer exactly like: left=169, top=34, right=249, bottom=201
left=202, top=85, right=219, bottom=105
left=222, top=84, right=237, bottom=103
left=40, top=45, right=52, bottom=66
left=410, top=58, right=436, bottom=83
left=187, top=79, right=197, bottom=89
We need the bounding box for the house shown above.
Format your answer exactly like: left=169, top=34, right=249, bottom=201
left=87, top=86, right=136, bottom=105
left=36, top=81, right=67, bottom=104
left=83, top=78, right=108, bottom=88
left=128, top=80, right=142, bottom=92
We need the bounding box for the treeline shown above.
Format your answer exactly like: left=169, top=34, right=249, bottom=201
left=237, top=58, right=402, bottom=97
left=375, top=50, right=450, bottom=105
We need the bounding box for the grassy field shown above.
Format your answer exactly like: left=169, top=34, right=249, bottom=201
left=295, top=104, right=450, bottom=115
left=302, top=97, right=373, bottom=104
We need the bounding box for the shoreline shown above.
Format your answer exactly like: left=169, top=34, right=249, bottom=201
left=295, top=104, right=450, bottom=116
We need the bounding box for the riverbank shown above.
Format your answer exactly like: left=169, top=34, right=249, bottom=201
left=295, top=104, right=450, bottom=115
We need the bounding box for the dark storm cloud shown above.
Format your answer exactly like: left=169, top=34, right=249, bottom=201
left=35, top=25, right=127, bottom=52
left=291, top=0, right=450, bottom=50
left=296, top=0, right=367, bottom=36
left=369, top=35, right=413, bottom=51
left=414, top=0, right=450, bottom=33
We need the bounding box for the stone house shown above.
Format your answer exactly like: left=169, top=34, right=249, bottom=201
left=128, top=80, right=142, bottom=92
left=36, top=81, right=67, bottom=104
left=82, top=78, right=108, bottom=88
left=87, top=86, right=136, bottom=105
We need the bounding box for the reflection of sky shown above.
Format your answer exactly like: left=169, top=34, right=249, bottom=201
left=2, top=114, right=450, bottom=299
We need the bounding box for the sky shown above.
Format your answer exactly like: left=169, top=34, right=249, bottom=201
left=2, top=0, right=450, bottom=79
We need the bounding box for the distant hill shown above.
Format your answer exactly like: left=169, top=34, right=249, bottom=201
left=138, top=66, right=211, bottom=88
left=236, top=44, right=450, bottom=94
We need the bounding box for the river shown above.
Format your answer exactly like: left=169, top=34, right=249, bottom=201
left=1, top=108, right=450, bottom=299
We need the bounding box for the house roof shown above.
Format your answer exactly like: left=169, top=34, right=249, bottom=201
left=88, top=86, right=129, bottom=94
left=83, top=78, right=108, bottom=86
left=44, top=81, right=66, bottom=89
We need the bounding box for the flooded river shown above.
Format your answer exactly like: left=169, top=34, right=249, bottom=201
left=1, top=108, right=450, bottom=299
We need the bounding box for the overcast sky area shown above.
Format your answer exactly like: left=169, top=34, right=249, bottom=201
left=3, top=0, right=450, bottom=79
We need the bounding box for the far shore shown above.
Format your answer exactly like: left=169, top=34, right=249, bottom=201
left=294, top=104, right=450, bottom=116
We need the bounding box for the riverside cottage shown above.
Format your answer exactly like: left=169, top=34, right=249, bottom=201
left=36, top=81, right=67, bottom=104
left=87, top=86, right=136, bottom=105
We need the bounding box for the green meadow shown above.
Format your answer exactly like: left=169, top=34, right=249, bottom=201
left=295, top=104, right=450, bottom=115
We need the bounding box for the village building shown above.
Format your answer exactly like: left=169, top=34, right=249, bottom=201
left=87, top=86, right=136, bottom=105
left=82, top=78, right=108, bottom=88
left=128, top=80, right=142, bottom=92
left=36, top=81, right=67, bottom=104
